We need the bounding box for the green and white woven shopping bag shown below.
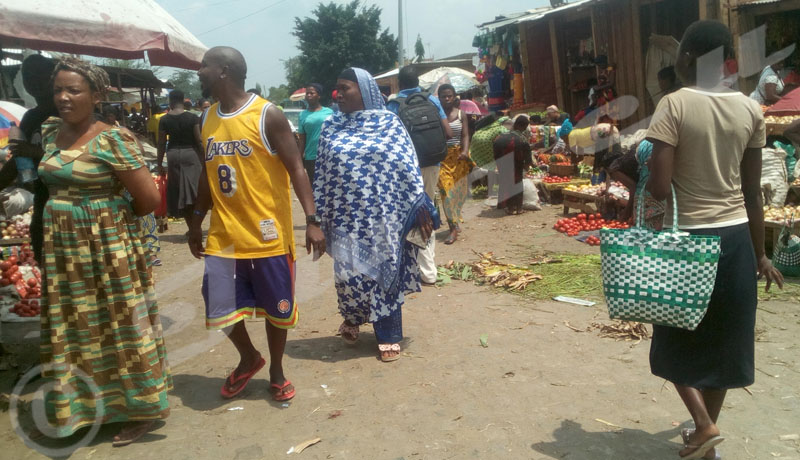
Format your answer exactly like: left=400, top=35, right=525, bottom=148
left=600, top=188, right=721, bottom=330
left=773, top=215, right=800, bottom=277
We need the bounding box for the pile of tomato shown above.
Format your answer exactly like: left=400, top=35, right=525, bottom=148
left=1, top=244, right=43, bottom=317
left=584, top=235, right=601, bottom=246
left=11, top=298, right=40, bottom=317
left=543, top=175, right=572, bottom=184
left=553, top=213, right=630, bottom=238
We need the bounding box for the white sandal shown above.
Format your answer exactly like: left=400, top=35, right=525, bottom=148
left=378, top=343, right=401, bottom=362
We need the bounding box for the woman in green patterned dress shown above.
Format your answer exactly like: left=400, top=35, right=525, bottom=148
left=38, top=57, right=170, bottom=446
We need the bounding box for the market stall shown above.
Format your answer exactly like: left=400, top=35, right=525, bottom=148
left=0, top=206, right=42, bottom=344
left=765, top=87, right=800, bottom=136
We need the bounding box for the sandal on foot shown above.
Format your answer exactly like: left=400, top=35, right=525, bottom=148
left=681, top=428, right=694, bottom=445
left=220, top=356, right=266, bottom=399
left=681, top=429, right=721, bottom=460
left=338, top=322, right=359, bottom=345
left=681, top=435, right=724, bottom=459
left=270, top=380, right=295, bottom=401
left=112, top=421, right=155, bottom=447
left=445, top=230, right=459, bottom=245
left=378, top=343, right=401, bottom=362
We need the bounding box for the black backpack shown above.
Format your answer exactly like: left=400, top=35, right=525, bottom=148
left=396, top=91, right=448, bottom=168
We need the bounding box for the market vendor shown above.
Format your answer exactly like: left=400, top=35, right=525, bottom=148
left=605, top=141, right=656, bottom=224
left=0, top=54, right=57, bottom=265
left=545, top=105, right=561, bottom=124
left=467, top=114, right=509, bottom=196
left=750, top=58, right=788, bottom=105
left=557, top=116, right=620, bottom=161
left=593, top=142, right=632, bottom=220
left=493, top=115, right=532, bottom=215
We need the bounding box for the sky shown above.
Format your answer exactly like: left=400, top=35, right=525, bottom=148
left=154, top=0, right=550, bottom=91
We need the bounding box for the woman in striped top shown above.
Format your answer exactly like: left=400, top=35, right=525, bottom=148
left=436, top=84, right=473, bottom=244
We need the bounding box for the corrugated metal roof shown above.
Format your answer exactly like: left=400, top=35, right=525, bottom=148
left=477, top=1, right=595, bottom=31
left=734, top=0, right=785, bottom=8
left=477, top=10, right=542, bottom=30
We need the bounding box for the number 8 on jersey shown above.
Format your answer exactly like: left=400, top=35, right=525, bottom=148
left=217, top=164, right=237, bottom=197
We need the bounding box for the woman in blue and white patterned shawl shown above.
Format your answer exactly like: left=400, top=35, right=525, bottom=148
left=314, top=67, right=437, bottom=362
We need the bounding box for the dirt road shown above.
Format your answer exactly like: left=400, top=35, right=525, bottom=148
left=2, top=198, right=799, bottom=460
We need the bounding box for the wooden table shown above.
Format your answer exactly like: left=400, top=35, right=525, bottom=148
left=767, top=123, right=784, bottom=136
left=0, top=237, right=30, bottom=247
left=533, top=178, right=591, bottom=204
left=562, top=189, right=602, bottom=215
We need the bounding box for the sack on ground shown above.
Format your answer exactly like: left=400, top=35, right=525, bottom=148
left=522, top=178, right=541, bottom=210
left=761, top=147, right=788, bottom=207
left=0, top=187, right=34, bottom=218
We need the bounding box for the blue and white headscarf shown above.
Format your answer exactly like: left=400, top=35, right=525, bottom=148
left=314, top=68, right=433, bottom=292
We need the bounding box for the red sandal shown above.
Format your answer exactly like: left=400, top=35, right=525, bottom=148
left=270, top=379, right=296, bottom=401
left=220, top=356, right=265, bottom=399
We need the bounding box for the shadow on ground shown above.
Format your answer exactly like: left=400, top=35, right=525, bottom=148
left=531, top=419, right=688, bottom=460
left=170, top=374, right=282, bottom=412
left=9, top=412, right=167, bottom=460
left=284, top=333, right=414, bottom=363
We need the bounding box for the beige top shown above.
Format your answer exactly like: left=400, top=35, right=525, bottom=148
left=647, top=87, right=766, bottom=229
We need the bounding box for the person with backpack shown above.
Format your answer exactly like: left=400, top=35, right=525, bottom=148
left=386, top=66, right=452, bottom=284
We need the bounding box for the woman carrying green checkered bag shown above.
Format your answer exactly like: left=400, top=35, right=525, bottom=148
left=645, top=21, right=784, bottom=460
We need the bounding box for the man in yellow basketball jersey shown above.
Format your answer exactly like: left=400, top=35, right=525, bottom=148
left=190, top=46, right=325, bottom=401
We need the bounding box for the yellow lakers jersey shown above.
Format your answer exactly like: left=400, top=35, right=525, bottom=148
left=200, top=95, right=295, bottom=259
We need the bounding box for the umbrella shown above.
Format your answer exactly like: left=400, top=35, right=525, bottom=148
left=766, top=87, right=800, bottom=117
left=460, top=99, right=482, bottom=115
left=0, top=0, right=207, bottom=70
left=289, top=88, right=306, bottom=102
left=0, top=101, right=28, bottom=148
left=418, top=67, right=479, bottom=94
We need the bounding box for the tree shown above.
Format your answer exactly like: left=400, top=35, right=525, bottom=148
left=254, top=82, right=265, bottom=97
left=287, top=1, right=397, bottom=103
left=267, top=84, right=291, bottom=105
left=169, top=70, right=202, bottom=102
left=414, top=34, right=425, bottom=62
left=99, top=58, right=151, bottom=71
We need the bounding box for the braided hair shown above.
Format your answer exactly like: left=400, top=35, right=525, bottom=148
left=52, top=56, right=110, bottom=97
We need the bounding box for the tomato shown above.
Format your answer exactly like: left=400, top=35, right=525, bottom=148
left=0, top=261, right=10, bottom=271
left=8, top=256, right=17, bottom=265
left=10, top=273, right=21, bottom=283
left=577, top=213, right=586, bottom=220
left=27, top=278, right=37, bottom=287
left=0, top=278, right=10, bottom=286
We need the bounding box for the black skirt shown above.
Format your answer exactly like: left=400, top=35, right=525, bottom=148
left=649, top=223, right=758, bottom=390
left=166, top=147, right=202, bottom=217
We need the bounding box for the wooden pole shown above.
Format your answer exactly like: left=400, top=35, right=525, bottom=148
left=518, top=23, right=532, bottom=104
left=116, top=72, right=127, bottom=127
left=631, top=0, right=647, bottom=124
left=549, top=18, right=565, bottom=110
left=0, top=45, right=9, bottom=100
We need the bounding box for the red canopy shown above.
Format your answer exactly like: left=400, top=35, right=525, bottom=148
left=0, top=0, right=207, bottom=70
left=289, top=88, right=306, bottom=102
left=766, top=87, right=800, bottom=117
